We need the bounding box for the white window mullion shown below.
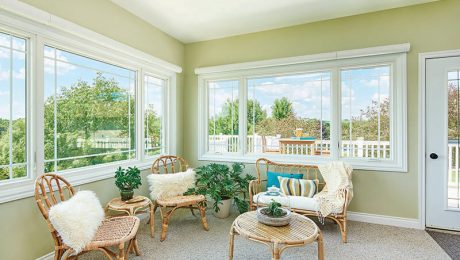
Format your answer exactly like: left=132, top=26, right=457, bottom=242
left=34, top=36, right=45, bottom=178
left=331, top=67, right=340, bottom=161
left=239, top=77, right=247, bottom=155
left=8, top=35, right=13, bottom=179
left=136, top=69, right=144, bottom=162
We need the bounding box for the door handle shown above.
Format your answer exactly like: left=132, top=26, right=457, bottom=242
left=430, top=153, right=438, bottom=159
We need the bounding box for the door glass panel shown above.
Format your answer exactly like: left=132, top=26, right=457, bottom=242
left=448, top=69, right=460, bottom=209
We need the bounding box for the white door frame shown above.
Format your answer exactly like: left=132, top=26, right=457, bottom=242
left=419, top=49, right=460, bottom=229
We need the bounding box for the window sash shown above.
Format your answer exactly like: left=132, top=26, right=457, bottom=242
left=0, top=29, right=31, bottom=183
left=42, top=45, right=139, bottom=173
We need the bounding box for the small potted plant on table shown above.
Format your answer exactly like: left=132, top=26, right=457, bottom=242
left=187, top=163, right=255, bottom=218
left=257, top=200, right=292, bottom=226
left=115, top=166, right=142, bottom=201
left=256, top=187, right=292, bottom=226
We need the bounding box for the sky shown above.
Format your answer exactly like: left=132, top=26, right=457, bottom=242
left=208, top=66, right=390, bottom=124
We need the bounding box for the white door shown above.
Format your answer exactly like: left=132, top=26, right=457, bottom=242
left=426, top=56, right=460, bottom=230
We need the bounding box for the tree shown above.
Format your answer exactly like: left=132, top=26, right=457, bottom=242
left=341, top=98, right=390, bottom=141
left=42, top=73, right=149, bottom=172
left=271, top=97, right=293, bottom=120
left=209, top=99, right=266, bottom=135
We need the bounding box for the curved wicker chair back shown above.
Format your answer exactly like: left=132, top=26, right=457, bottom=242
left=35, top=173, right=76, bottom=252
left=151, top=155, right=188, bottom=174
left=255, top=158, right=325, bottom=192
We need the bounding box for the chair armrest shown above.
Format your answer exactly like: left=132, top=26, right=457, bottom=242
left=248, top=180, right=260, bottom=197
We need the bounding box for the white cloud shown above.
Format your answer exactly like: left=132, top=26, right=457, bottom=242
left=44, top=49, right=76, bottom=75
left=13, top=68, right=25, bottom=80
left=0, top=66, right=26, bottom=81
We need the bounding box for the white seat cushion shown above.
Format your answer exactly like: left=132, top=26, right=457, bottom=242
left=253, top=192, right=319, bottom=212
left=252, top=192, right=341, bottom=213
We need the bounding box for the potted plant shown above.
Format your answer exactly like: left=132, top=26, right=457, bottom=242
left=115, top=166, right=142, bottom=201
left=187, top=163, right=255, bottom=218
left=257, top=200, right=292, bottom=226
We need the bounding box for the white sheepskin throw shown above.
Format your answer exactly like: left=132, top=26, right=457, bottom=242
left=147, top=169, right=196, bottom=200
left=49, top=190, right=104, bottom=254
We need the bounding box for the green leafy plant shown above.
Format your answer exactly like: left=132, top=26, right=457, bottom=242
left=114, top=166, right=142, bottom=191
left=186, top=163, right=255, bottom=214
left=260, top=200, right=286, bottom=218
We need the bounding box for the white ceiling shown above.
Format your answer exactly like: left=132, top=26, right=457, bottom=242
left=111, top=0, right=436, bottom=43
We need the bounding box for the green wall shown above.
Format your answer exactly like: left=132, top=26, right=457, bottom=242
left=2, top=0, right=460, bottom=259
left=183, top=0, right=460, bottom=219
left=0, top=1, right=184, bottom=259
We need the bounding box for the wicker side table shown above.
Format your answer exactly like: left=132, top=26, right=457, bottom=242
left=229, top=211, right=324, bottom=260
left=106, top=196, right=154, bottom=238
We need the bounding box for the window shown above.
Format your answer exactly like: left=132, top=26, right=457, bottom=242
left=44, top=46, right=136, bottom=173
left=197, top=46, right=407, bottom=171
left=0, top=31, right=28, bottom=181
left=144, top=75, right=165, bottom=157
left=0, top=6, right=180, bottom=203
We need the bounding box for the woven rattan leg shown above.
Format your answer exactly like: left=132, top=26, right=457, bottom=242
left=97, top=248, right=114, bottom=260
left=133, top=237, right=141, bottom=256
left=199, top=205, right=209, bottom=231
left=160, top=207, right=172, bottom=242
left=54, top=249, right=61, bottom=260
left=149, top=202, right=155, bottom=238
left=317, top=231, right=324, bottom=260
left=117, top=243, right=125, bottom=260
left=272, top=243, right=281, bottom=260
left=341, top=218, right=347, bottom=243
left=228, top=227, right=235, bottom=260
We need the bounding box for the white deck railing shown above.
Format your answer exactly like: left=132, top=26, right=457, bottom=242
left=208, top=134, right=391, bottom=158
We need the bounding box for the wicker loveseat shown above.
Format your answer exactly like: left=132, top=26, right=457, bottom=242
left=249, top=158, right=350, bottom=243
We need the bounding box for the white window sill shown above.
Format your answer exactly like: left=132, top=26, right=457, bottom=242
left=0, top=159, right=155, bottom=204
left=198, top=154, right=407, bottom=173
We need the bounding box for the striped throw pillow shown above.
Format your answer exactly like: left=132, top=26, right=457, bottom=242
left=277, top=176, right=317, bottom=197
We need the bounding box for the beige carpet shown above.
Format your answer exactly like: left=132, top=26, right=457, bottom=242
left=81, top=210, right=449, bottom=260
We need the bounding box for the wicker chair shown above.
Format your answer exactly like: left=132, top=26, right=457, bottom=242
left=34, top=174, right=140, bottom=260
left=151, top=155, right=209, bottom=241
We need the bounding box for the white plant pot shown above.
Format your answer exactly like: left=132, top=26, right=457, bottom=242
left=214, top=198, right=232, bottom=219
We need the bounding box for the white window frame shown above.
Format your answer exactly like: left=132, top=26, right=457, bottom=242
left=0, top=2, right=181, bottom=203
left=197, top=44, right=408, bottom=172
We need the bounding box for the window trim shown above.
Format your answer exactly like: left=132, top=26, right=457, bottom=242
left=0, top=3, right=180, bottom=203
left=197, top=44, right=408, bottom=172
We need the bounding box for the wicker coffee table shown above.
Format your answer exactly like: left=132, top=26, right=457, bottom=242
left=229, top=211, right=324, bottom=260
left=106, top=196, right=154, bottom=238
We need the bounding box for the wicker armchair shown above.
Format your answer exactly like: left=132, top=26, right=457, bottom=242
left=34, top=174, right=140, bottom=260
left=151, top=155, right=209, bottom=241
left=249, top=158, right=350, bottom=243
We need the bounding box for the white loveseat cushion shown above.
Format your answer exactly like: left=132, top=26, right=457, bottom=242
left=253, top=192, right=319, bottom=212
left=253, top=192, right=344, bottom=214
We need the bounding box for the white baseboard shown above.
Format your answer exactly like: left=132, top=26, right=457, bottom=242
left=348, top=211, right=422, bottom=229
left=36, top=252, right=54, bottom=260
